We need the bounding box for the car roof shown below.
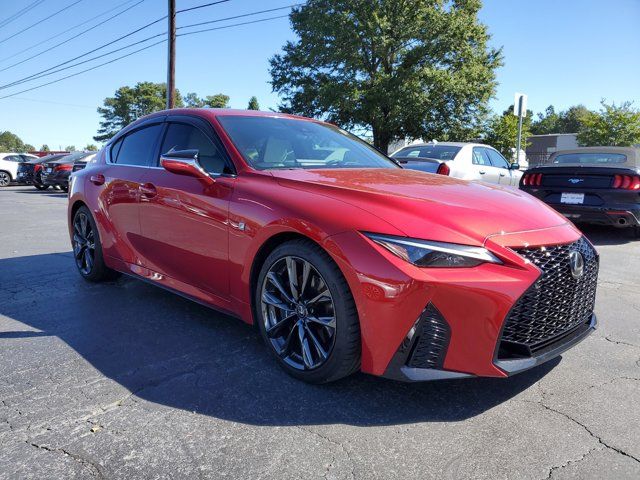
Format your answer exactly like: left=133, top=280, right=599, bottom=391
left=548, top=147, right=639, bottom=167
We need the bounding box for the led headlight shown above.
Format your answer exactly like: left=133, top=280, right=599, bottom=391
left=364, top=233, right=502, bottom=268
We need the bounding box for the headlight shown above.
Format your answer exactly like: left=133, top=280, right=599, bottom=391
left=364, top=233, right=502, bottom=268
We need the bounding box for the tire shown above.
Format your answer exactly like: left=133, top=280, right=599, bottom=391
left=61, top=185, right=69, bottom=193
left=0, top=171, right=10, bottom=187
left=34, top=183, right=49, bottom=190
left=633, top=226, right=640, bottom=239
left=254, top=239, right=360, bottom=383
left=72, top=206, right=120, bottom=282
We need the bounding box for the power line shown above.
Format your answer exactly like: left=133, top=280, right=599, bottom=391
left=0, top=0, right=46, bottom=29
left=0, top=0, right=146, bottom=73
left=0, top=0, right=236, bottom=89
left=0, top=0, right=85, bottom=46
left=0, top=40, right=167, bottom=100
left=178, top=14, right=290, bottom=39
left=176, top=0, right=230, bottom=14
left=0, top=0, right=140, bottom=65
left=0, top=14, right=291, bottom=101
left=176, top=3, right=302, bottom=31
left=0, top=33, right=166, bottom=91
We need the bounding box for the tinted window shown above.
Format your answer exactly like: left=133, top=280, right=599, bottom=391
left=472, top=147, right=491, bottom=166
left=218, top=116, right=397, bottom=170
left=401, top=160, right=440, bottom=173
left=554, top=153, right=627, bottom=164
left=114, top=124, right=162, bottom=166
left=393, top=145, right=460, bottom=160
left=160, top=123, right=229, bottom=174
left=485, top=149, right=510, bottom=169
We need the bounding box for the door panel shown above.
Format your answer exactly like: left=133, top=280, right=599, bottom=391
left=485, top=148, right=514, bottom=185
left=137, top=121, right=235, bottom=298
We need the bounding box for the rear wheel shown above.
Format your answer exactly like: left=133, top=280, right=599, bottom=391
left=255, top=239, right=360, bottom=383
left=0, top=171, right=10, bottom=187
left=72, top=206, right=119, bottom=282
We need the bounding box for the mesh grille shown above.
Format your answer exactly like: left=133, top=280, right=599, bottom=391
left=499, top=237, right=598, bottom=355
left=407, top=304, right=450, bottom=369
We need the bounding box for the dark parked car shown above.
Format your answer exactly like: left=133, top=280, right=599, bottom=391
left=16, top=154, right=69, bottom=189
left=520, top=147, right=640, bottom=237
left=41, top=152, right=95, bottom=192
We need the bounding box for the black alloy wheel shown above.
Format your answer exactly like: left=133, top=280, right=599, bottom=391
left=71, top=206, right=119, bottom=282
left=255, top=239, right=360, bottom=383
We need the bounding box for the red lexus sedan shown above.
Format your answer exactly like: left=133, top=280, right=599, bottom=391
left=68, top=109, right=599, bottom=383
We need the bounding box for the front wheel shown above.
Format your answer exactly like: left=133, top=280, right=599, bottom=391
left=0, top=171, right=10, bottom=187
left=255, top=239, right=360, bottom=383
left=72, top=206, right=119, bottom=282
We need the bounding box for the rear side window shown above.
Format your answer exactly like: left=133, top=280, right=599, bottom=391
left=485, top=149, right=510, bottom=169
left=472, top=147, right=491, bottom=166
left=113, top=124, right=163, bottom=166
left=160, top=123, right=230, bottom=175
left=553, top=153, right=627, bottom=164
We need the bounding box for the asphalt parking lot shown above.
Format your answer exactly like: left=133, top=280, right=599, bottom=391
left=0, top=185, right=639, bottom=480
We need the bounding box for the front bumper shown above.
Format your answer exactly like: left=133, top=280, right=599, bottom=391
left=325, top=224, right=596, bottom=381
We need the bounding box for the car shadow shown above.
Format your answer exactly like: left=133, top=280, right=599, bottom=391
left=0, top=252, right=555, bottom=427
left=577, top=224, right=638, bottom=246
left=12, top=189, right=67, bottom=198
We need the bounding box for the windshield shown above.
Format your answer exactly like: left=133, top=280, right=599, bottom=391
left=554, top=152, right=627, bottom=164
left=392, top=145, right=461, bottom=160
left=217, top=116, right=398, bottom=170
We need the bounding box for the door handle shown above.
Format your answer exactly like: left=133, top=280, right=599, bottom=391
left=90, top=174, right=105, bottom=186
left=499, top=173, right=506, bottom=177
left=139, top=183, right=157, bottom=198
left=479, top=170, right=486, bottom=175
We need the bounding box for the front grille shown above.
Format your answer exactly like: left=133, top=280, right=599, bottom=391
left=498, top=237, right=598, bottom=358
left=406, top=304, right=451, bottom=369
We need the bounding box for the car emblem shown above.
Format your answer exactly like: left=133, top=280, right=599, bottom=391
left=568, top=178, right=584, bottom=184
left=568, top=250, right=585, bottom=279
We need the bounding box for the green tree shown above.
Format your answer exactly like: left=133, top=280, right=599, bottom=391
left=577, top=101, right=640, bottom=147
left=184, top=92, right=230, bottom=108
left=65, top=145, right=76, bottom=152
left=0, top=131, right=28, bottom=151
left=270, top=0, right=502, bottom=152
left=484, top=107, right=532, bottom=160
left=40, top=144, right=50, bottom=152
left=94, top=82, right=184, bottom=142
left=84, top=143, right=98, bottom=151
left=531, top=104, right=591, bottom=135
left=247, top=96, right=260, bottom=110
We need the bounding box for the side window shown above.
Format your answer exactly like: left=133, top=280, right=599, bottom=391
left=160, top=123, right=229, bottom=175
left=472, top=147, right=491, bottom=166
left=114, top=124, right=163, bottom=166
left=486, top=149, right=510, bottom=169
left=110, top=138, right=124, bottom=163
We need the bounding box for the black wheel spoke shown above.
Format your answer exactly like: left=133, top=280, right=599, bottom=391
left=261, top=255, right=336, bottom=372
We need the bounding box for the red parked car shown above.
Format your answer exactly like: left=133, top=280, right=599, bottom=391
left=68, top=109, right=599, bottom=383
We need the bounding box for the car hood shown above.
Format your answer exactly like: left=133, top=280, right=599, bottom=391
left=271, top=168, right=569, bottom=246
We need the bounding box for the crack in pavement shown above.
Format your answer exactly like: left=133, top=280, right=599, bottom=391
left=543, top=447, right=600, bottom=479
left=28, top=441, right=106, bottom=479
left=295, top=425, right=356, bottom=480
left=603, top=336, right=640, bottom=349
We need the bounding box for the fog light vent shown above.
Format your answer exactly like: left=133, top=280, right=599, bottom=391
left=406, top=304, right=451, bottom=369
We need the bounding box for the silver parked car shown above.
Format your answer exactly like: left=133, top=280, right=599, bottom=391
left=391, top=142, right=523, bottom=187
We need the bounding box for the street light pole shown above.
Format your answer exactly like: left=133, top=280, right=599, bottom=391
left=515, top=95, right=524, bottom=163
left=166, top=0, right=176, bottom=109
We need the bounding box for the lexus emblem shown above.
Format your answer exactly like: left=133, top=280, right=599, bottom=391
left=569, top=250, right=585, bottom=279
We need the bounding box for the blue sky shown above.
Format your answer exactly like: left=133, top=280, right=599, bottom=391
left=0, top=0, right=638, bottom=149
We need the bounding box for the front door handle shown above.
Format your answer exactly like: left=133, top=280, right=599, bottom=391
left=90, top=174, right=105, bottom=185
left=139, top=183, right=157, bottom=198
left=499, top=173, right=506, bottom=177
left=479, top=170, right=486, bottom=175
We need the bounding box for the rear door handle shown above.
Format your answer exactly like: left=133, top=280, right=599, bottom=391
left=139, top=183, right=157, bottom=198
left=90, top=174, right=105, bottom=185
left=479, top=170, right=486, bottom=175
left=499, top=173, right=506, bottom=177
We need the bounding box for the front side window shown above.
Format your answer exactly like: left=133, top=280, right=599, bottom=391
left=485, top=149, right=510, bottom=169
left=217, top=116, right=398, bottom=170
left=160, top=123, right=229, bottom=175
left=554, top=153, right=627, bottom=165
left=113, top=124, right=163, bottom=166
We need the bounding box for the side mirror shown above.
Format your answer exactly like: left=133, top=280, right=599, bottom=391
left=160, top=149, right=214, bottom=185
left=510, top=162, right=520, bottom=170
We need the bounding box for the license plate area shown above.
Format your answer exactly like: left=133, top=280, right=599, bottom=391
left=560, top=192, right=584, bottom=204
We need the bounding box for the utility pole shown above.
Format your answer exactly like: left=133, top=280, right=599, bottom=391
left=513, top=92, right=527, bottom=164
left=166, top=0, right=176, bottom=109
